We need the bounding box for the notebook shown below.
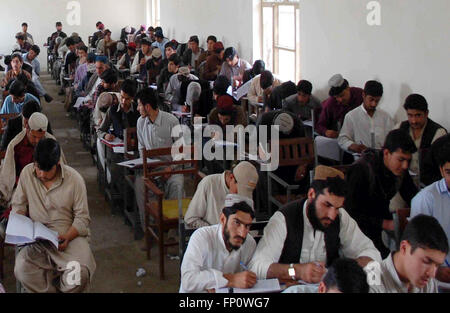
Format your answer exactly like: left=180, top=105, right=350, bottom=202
left=5, top=213, right=59, bottom=248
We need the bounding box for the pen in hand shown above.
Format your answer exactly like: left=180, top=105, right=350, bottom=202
left=240, top=261, right=249, bottom=271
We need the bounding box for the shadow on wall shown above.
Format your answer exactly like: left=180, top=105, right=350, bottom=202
left=393, top=83, right=413, bottom=124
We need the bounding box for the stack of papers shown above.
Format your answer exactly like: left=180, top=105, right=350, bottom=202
left=117, top=158, right=160, bottom=168
left=216, top=279, right=281, bottom=293
left=101, top=137, right=124, bottom=147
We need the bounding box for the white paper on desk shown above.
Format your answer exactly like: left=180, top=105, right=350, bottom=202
left=116, top=158, right=159, bottom=168
left=234, top=79, right=252, bottom=100
left=216, top=279, right=281, bottom=293
left=149, top=84, right=157, bottom=90
left=303, top=120, right=313, bottom=128
left=315, top=136, right=342, bottom=162
left=113, top=146, right=125, bottom=154
left=172, top=110, right=191, bottom=117
left=101, top=137, right=124, bottom=147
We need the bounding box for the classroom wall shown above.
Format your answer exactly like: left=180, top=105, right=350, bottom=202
left=160, top=0, right=255, bottom=64
left=299, top=0, right=450, bottom=130
left=0, top=0, right=147, bottom=69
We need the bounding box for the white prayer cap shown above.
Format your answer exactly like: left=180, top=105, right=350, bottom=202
left=328, top=73, right=345, bottom=88
left=224, top=193, right=254, bottom=211
left=273, top=112, right=294, bottom=134
left=186, top=82, right=201, bottom=107
left=28, top=112, right=48, bottom=132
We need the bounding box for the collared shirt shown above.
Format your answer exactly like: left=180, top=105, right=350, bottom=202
left=11, top=163, right=91, bottom=238
left=338, top=105, right=394, bottom=151
left=23, top=53, right=40, bottom=76
left=316, top=87, right=363, bottom=136
left=370, top=253, right=438, bottom=293
left=136, top=111, right=180, bottom=160
left=219, top=58, right=252, bottom=84
left=247, top=74, right=283, bottom=105
left=180, top=224, right=257, bottom=293
left=411, top=178, right=450, bottom=264
left=165, top=73, right=199, bottom=107
left=0, top=93, right=40, bottom=114
left=184, top=172, right=230, bottom=228
left=151, top=39, right=169, bottom=59
left=248, top=201, right=381, bottom=279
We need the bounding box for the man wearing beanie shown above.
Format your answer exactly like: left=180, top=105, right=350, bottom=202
left=282, top=80, right=321, bottom=121
left=317, top=74, right=363, bottom=138
left=185, top=161, right=259, bottom=228
left=0, top=113, right=66, bottom=211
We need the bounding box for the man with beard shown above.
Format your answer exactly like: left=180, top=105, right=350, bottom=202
left=180, top=196, right=257, bottom=293
left=248, top=166, right=381, bottom=283
left=370, top=215, right=448, bottom=293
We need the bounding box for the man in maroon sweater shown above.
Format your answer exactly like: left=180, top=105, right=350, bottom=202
left=316, top=74, right=363, bottom=138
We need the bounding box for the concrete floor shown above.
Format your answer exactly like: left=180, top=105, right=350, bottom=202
left=2, top=74, right=181, bottom=293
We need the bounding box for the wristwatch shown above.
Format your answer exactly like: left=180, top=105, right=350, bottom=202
left=288, top=263, right=296, bottom=281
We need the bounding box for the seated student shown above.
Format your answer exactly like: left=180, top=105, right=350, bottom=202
left=247, top=70, right=282, bottom=105
left=282, top=80, right=321, bottom=122
left=1, top=53, right=32, bottom=88
left=48, top=22, right=67, bottom=51
left=208, top=95, right=248, bottom=136
left=0, top=113, right=66, bottom=210
left=92, top=92, right=118, bottom=129
left=202, top=42, right=225, bottom=81
left=317, top=74, right=363, bottom=138
left=264, top=80, right=297, bottom=112
left=131, top=38, right=153, bottom=75
left=410, top=142, right=450, bottom=283
left=117, top=42, right=137, bottom=70
left=75, top=53, right=97, bottom=97
left=96, top=80, right=139, bottom=181
left=1, top=100, right=53, bottom=151
left=79, top=56, right=109, bottom=102
left=91, top=22, right=105, bottom=48
left=151, top=29, right=169, bottom=59
left=5, top=72, right=40, bottom=100
left=145, top=48, right=163, bottom=85
left=283, top=258, right=369, bottom=293
left=1, top=80, right=40, bottom=114
left=23, top=45, right=53, bottom=103
left=248, top=167, right=381, bottom=282
left=184, top=161, right=259, bottom=228
left=219, top=47, right=252, bottom=89
left=21, top=22, right=34, bottom=45
left=12, top=139, right=95, bottom=293
left=89, top=68, right=119, bottom=109
left=157, top=54, right=180, bottom=94
left=396, top=94, right=447, bottom=186
left=96, top=29, right=117, bottom=56
left=134, top=88, right=183, bottom=231
left=14, top=33, right=32, bottom=54
left=197, top=35, right=217, bottom=67
left=161, top=41, right=178, bottom=69
left=370, top=215, right=448, bottom=293
left=182, top=35, right=205, bottom=70
left=345, top=129, right=419, bottom=258
left=422, top=134, right=450, bottom=186
left=180, top=197, right=257, bottom=293
left=243, top=60, right=265, bottom=84
left=338, top=80, right=394, bottom=154
left=165, top=66, right=198, bottom=111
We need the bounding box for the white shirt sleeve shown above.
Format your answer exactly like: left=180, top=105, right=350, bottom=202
left=184, top=178, right=211, bottom=228
left=180, top=229, right=229, bottom=293
left=432, top=128, right=447, bottom=143
left=131, top=54, right=140, bottom=74
left=248, top=212, right=287, bottom=279
left=117, top=54, right=126, bottom=68
left=137, top=117, right=145, bottom=158
left=247, top=76, right=260, bottom=105
left=338, top=113, right=355, bottom=151
left=338, top=209, right=382, bottom=263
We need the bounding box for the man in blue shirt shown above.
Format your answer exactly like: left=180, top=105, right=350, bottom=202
left=411, top=141, right=450, bottom=283
left=0, top=80, right=40, bottom=114
left=151, top=30, right=169, bottom=59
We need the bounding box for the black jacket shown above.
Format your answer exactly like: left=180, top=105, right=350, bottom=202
left=1, top=115, right=53, bottom=151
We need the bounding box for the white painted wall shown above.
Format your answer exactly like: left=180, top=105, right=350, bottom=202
left=299, top=0, right=450, bottom=130
left=0, top=0, right=147, bottom=70
left=160, top=0, right=255, bottom=64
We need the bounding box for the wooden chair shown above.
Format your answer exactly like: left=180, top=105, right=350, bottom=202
left=142, top=145, right=203, bottom=279
left=393, top=208, right=411, bottom=250
left=267, top=137, right=315, bottom=215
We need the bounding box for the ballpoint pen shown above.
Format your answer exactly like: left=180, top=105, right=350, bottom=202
left=240, top=261, right=249, bottom=271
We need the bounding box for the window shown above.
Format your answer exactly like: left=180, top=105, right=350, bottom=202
left=261, top=0, right=300, bottom=83
left=147, top=0, right=160, bottom=27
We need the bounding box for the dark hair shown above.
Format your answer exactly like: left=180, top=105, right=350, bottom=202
left=311, top=176, right=347, bottom=198
left=383, top=129, right=417, bottom=154
left=9, top=80, right=26, bottom=97
left=168, top=53, right=181, bottom=66
left=30, top=45, right=40, bottom=55
left=207, top=35, right=217, bottom=43
left=148, top=26, right=155, bottom=32
left=56, top=22, right=62, bottom=27
left=121, top=79, right=137, bottom=98
left=401, top=215, right=449, bottom=255
left=322, top=258, right=369, bottom=293
left=164, top=41, right=177, bottom=51
left=11, top=53, right=23, bottom=63
left=213, top=75, right=231, bottom=96
left=155, top=26, right=162, bottom=33
left=78, top=45, right=88, bottom=53
left=87, top=52, right=96, bottom=63
left=136, top=87, right=158, bottom=110
left=260, top=70, right=274, bottom=90
left=403, top=94, right=428, bottom=112
left=297, top=80, right=313, bottom=95
left=252, top=60, right=265, bottom=76
left=104, top=29, right=112, bottom=36
left=329, top=79, right=349, bottom=97
left=96, top=21, right=103, bottom=27
left=65, top=38, right=75, bottom=47
left=364, top=80, right=383, bottom=97
left=189, top=35, right=199, bottom=45
left=22, top=100, right=41, bottom=118
left=437, top=142, right=450, bottom=168
left=34, top=139, right=61, bottom=172
left=22, top=22, right=28, bottom=27
left=222, top=201, right=255, bottom=220
left=223, top=47, right=237, bottom=61
left=100, top=69, right=118, bottom=84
